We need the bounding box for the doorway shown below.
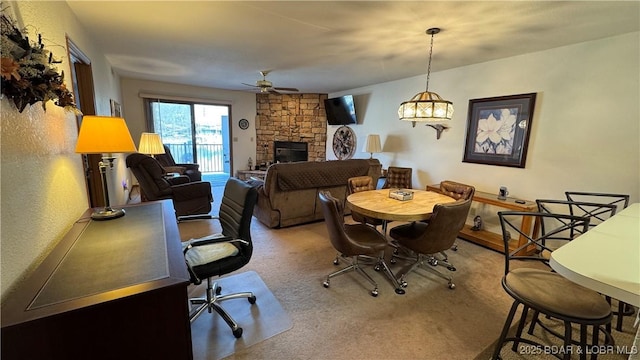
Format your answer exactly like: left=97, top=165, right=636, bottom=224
left=145, top=99, right=231, bottom=185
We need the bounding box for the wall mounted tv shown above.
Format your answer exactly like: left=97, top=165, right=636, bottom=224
left=324, top=95, right=357, bottom=125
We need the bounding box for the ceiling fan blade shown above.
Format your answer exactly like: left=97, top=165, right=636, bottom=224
left=242, top=82, right=260, bottom=88
left=268, top=88, right=281, bottom=94
left=274, top=87, right=299, bottom=92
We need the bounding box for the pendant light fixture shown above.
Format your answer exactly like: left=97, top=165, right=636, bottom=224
left=398, top=28, right=453, bottom=139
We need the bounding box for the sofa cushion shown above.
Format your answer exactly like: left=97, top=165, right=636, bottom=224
left=273, top=160, right=371, bottom=191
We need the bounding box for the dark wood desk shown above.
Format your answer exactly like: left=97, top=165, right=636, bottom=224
left=1, top=201, right=193, bottom=360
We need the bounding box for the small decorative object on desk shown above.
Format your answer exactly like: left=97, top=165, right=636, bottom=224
left=389, top=189, right=414, bottom=201
left=471, top=215, right=483, bottom=231
left=498, top=186, right=509, bottom=200
left=247, top=157, right=253, bottom=170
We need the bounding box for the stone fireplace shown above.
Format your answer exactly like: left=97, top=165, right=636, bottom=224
left=255, top=93, right=327, bottom=165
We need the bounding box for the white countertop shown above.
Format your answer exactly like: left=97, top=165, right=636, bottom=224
left=550, top=203, right=640, bottom=307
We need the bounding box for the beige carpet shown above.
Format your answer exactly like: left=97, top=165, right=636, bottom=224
left=177, top=185, right=637, bottom=360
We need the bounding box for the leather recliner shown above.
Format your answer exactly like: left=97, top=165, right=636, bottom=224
left=126, top=153, right=212, bottom=218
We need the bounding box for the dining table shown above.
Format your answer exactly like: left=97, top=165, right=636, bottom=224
left=345, top=189, right=457, bottom=294
left=346, top=189, right=458, bottom=223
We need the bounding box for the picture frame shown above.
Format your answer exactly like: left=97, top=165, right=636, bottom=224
left=462, top=93, right=537, bottom=168
left=110, top=99, right=122, bottom=117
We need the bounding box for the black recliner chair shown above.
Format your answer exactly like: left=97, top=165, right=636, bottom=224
left=156, top=144, right=202, bottom=182
left=126, top=153, right=212, bottom=219
left=182, top=177, right=258, bottom=338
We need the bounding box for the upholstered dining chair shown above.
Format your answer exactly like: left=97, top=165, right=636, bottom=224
left=388, top=197, right=472, bottom=289
left=491, top=211, right=612, bottom=360
left=381, top=166, right=412, bottom=189
left=347, top=176, right=384, bottom=230
left=429, top=180, right=475, bottom=251
left=318, top=190, right=399, bottom=296
left=156, top=144, right=202, bottom=181
left=126, top=153, right=213, bottom=220
left=182, top=177, right=258, bottom=338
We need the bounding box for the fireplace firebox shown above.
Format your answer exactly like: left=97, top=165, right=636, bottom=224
left=274, top=141, right=308, bottom=163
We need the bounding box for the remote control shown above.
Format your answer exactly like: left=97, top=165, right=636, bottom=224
left=515, top=200, right=526, bottom=204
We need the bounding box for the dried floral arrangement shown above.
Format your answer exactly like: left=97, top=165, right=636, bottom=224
left=1, top=10, right=77, bottom=113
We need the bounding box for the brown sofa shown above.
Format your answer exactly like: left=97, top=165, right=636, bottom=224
left=252, top=159, right=381, bottom=228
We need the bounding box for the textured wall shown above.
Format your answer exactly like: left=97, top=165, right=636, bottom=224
left=0, top=1, right=122, bottom=299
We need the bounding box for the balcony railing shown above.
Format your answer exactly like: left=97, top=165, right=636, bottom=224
left=165, top=143, right=225, bottom=173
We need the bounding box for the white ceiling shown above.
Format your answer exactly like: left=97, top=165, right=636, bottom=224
left=65, top=1, right=639, bottom=94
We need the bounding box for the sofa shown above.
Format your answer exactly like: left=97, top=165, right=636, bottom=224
left=252, top=159, right=381, bottom=228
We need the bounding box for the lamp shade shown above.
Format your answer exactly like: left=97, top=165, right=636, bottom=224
left=75, top=116, right=137, bottom=154
left=398, top=91, right=454, bottom=122
left=138, top=132, right=165, bottom=156
left=364, top=134, right=382, bottom=154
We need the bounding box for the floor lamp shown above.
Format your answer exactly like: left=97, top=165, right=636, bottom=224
left=75, top=115, right=137, bottom=220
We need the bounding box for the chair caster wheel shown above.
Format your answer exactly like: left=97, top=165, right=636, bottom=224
left=395, top=288, right=406, bottom=295
left=232, top=327, right=243, bottom=338
left=248, top=295, right=257, bottom=304
left=428, top=258, right=438, bottom=266
left=371, top=289, right=379, bottom=297
left=333, top=258, right=339, bottom=265
left=374, top=265, right=381, bottom=271
left=401, top=281, right=408, bottom=288
left=447, top=266, right=457, bottom=271
left=390, top=258, right=397, bottom=264
left=448, top=283, right=456, bottom=290
left=323, top=281, right=330, bottom=288
left=451, top=245, right=458, bottom=251
left=215, top=286, right=222, bottom=295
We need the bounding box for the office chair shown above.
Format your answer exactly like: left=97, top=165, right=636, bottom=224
left=318, top=190, right=400, bottom=296
left=381, top=166, right=412, bottom=189
left=347, top=176, right=384, bottom=230
left=126, top=153, right=213, bottom=220
left=389, top=197, right=472, bottom=289
left=491, top=211, right=612, bottom=360
left=183, top=177, right=258, bottom=338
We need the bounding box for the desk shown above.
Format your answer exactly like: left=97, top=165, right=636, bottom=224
left=347, top=189, right=457, bottom=222
left=1, top=201, right=193, bottom=360
left=550, top=203, right=640, bottom=308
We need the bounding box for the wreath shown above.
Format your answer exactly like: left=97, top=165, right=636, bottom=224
left=1, top=11, right=77, bottom=113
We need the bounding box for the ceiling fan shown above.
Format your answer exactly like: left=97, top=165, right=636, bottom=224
left=242, top=70, right=299, bottom=94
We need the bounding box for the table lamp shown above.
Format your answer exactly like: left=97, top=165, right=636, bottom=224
left=75, top=115, right=137, bottom=220
left=364, top=134, right=382, bottom=159
left=138, top=132, right=165, bottom=158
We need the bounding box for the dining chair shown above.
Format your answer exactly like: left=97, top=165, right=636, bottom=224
left=318, top=190, right=400, bottom=296
left=183, top=177, right=258, bottom=338
left=347, top=176, right=384, bottom=230
left=381, top=166, right=412, bottom=189
left=562, top=192, right=633, bottom=332
left=430, top=180, right=475, bottom=252
left=388, top=197, right=472, bottom=289
left=491, top=211, right=613, bottom=360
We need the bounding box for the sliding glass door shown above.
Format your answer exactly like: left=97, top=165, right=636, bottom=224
left=147, top=100, right=231, bottom=176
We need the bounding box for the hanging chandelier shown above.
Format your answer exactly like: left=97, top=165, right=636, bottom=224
left=398, top=28, right=453, bottom=139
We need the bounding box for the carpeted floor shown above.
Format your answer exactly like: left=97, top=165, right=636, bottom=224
left=177, top=185, right=638, bottom=360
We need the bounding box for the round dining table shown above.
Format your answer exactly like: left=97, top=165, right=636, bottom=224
left=346, top=189, right=457, bottom=222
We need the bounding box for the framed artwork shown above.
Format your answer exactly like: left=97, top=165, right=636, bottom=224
left=462, top=93, right=537, bottom=168
left=110, top=99, right=122, bottom=117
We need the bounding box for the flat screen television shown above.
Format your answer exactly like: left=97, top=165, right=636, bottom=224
left=324, top=95, right=357, bottom=125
